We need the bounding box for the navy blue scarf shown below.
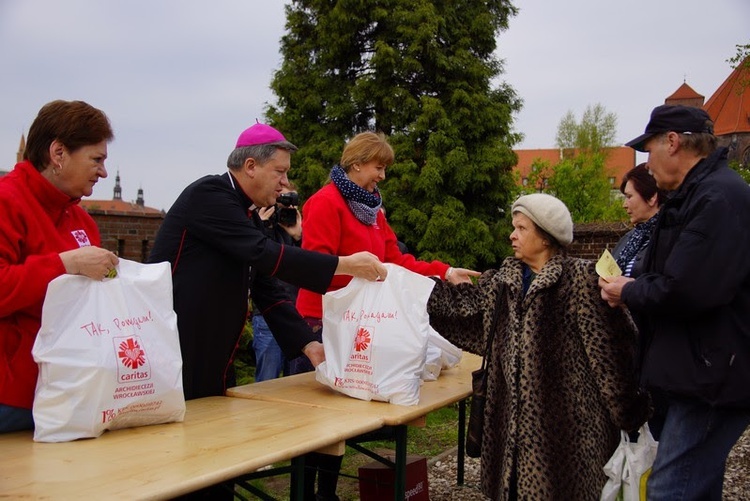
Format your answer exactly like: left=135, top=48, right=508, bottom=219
left=330, top=165, right=382, bottom=225
left=615, top=214, right=658, bottom=274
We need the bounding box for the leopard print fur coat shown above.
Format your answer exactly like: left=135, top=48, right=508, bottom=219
left=428, top=254, right=649, bottom=500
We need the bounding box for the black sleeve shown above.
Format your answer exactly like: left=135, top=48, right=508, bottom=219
left=251, top=271, right=316, bottom=357
left=185, top=178, right=337, bottom=293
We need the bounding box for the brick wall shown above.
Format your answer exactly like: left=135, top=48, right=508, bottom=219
left=86, top=210, right=627, bottom=264
left=87, top=210, right=165, bottom=262
left=569, top=221, right=631, bottom=260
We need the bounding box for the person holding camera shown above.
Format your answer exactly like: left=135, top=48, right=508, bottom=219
left=250, top=184, right=301, bottom=382
left=292, top=131, right=479, bottom=501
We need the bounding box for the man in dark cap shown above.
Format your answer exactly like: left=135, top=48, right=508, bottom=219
left=149, top=123, right=387, bottom=401
left=600, top=104, right=750, bottom=499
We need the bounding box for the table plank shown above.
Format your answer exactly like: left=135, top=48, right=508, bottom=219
left=227, top=353, right=482, bottom=425
left=0, top=396, right=383, bottom=500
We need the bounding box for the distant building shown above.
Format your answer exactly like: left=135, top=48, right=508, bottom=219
left=703, top=56, right=750, bottom=167
left=79, top=171, right=164, bottom=262
left=513, top=146, right=636, bottom=191
left=665, top=82, right=705, bottom=108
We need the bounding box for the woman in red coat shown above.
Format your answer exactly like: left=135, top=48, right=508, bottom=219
left=293, top=131, right=478, bottom=500
left=0, top=100, right=119, bottom=433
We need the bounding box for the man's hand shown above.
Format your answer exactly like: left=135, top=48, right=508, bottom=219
left=335, top=251, right=387, bottom=281
left=302, top=341, right=325, bottom=367
left=598, top=275, right=634, bottom=307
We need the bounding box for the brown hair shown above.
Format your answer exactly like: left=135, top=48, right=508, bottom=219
left=620, top=162, right=667, bottom=206
left=340, top=132, right=394, bottom=172
left=24, top=100, right=114, bottom=171
left=678, top=131, right=717, bottom=157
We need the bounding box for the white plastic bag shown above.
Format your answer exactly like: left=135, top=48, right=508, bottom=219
left=601, top=424, right=659, bottom=501
left=315, top=264, right=435, bottom=405
left=32, top=259, right=185, bottom=442
left=421, top=326, right=463, bottom=381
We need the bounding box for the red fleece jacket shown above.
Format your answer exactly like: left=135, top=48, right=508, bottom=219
left=0, top=161, right=101, bottom=409
left=295, top=182, right=449, bottom=319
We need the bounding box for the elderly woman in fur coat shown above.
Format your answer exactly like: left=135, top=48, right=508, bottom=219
left=428, top=193, right=649, bottom=500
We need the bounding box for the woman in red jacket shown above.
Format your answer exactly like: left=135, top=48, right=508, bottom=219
left=0, top=100, right=119, bottom=433
left=293, top=131, right=477, bottom=500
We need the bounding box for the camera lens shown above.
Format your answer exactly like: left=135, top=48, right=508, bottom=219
left=277, top=192, right=299, bottom=206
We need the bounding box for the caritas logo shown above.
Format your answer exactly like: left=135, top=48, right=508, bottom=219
left=354, top=326, right=371, bottom=351
left=118, top=337, right=146, bottom=368
left=349, top=325, right=373, bottom=362
left=113, top=336, right=151, bottom=382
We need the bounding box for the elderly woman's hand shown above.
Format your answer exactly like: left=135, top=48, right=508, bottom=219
left=446, top=267, right=481, bottom=285
left=59, top=247, right=119, bottom=281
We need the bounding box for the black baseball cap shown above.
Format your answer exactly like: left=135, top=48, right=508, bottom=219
left=625, top=104, right=714, bottom=152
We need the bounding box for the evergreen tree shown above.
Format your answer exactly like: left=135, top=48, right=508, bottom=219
left=266, top=0, right=521, bottom=269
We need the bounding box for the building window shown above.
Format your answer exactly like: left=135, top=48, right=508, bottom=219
left=522, top=177, right=528, bottom=186
left=141, top=240, right=150, bottom=263
left=117, top=239, right=125, bottom=257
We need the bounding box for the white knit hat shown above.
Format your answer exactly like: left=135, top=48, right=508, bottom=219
left=511, top=193, right=573, bottom=246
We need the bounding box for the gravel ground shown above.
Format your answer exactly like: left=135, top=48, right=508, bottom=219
left=427, top=427, right=750, bottom=500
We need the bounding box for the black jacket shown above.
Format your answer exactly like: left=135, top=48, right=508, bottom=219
left=149, top=172, right=337, bottom=400
left=622, top=148, right=750, bottom=407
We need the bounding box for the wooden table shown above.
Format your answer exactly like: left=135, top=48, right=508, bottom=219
left=0, top=396, right=384, bottom=500
left=227, top=352, right=482, bottom=499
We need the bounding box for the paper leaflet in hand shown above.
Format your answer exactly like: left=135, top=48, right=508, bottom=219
left=596, top=249, right=622, bottom=281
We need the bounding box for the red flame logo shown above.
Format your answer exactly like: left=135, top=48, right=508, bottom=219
left=118, top=338, right=146, bottom=369
left=354, top=326, right=371, bottom=352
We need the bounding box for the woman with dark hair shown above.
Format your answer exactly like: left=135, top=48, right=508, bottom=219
left=612, top=163, right=667, bottom=277
left=0, top=100, right=119, bottom=433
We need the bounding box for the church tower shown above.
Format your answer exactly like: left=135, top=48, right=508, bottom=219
left=17, top=134, right=25, bottom=163
left=113, top=170, right=122, bottom=200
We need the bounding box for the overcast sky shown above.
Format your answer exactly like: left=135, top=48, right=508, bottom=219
left=1, top=0, right=747, bottom=211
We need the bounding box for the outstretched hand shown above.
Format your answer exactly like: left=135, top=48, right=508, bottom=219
left=447, top=267, right=481, bottom=285
left=336, top=251, right=387, bottom=281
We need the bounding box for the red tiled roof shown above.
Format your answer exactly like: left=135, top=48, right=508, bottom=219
left=703, top=57, right=750, bottom=135
left=666, top=82, right=704, bottom=101
left=80, top=199, right=163, bottom=215
left=513, top=147, right=635, bottom=187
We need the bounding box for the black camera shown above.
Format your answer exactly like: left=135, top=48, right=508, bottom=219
left=276, top=192, right=299, bottom=226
